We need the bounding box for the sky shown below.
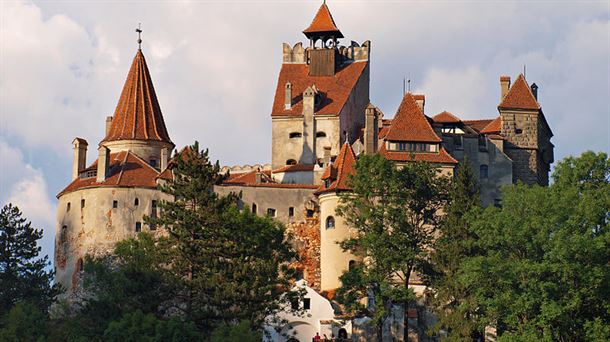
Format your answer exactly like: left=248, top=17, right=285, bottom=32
left=1, top=0, right=609, bottom=262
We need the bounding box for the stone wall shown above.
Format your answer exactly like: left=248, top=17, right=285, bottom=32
left=286, top=218, right=321, bottom=291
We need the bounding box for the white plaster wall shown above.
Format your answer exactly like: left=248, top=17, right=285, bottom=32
left=102, top=139, right=174, bottom=167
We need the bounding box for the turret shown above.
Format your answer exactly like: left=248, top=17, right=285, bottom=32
left=71, top=138, right=88, bottom=180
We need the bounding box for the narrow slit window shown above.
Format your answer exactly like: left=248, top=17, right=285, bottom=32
left=252, top=203, right=257, bottom=214
left=288, top=207, right=294, bottom=217
left=326, top=216, right=335, bottom=229
left=66, top=202, right=71, bottom=212
left=81, top=199, right=85, bottom=208
left=303, top=298, right=311, bottom=310
left=135, top=222, right=142, bottom=232
left=112, top=200, right=118, bottom=209
left=134, top=198, right=139, bottom=206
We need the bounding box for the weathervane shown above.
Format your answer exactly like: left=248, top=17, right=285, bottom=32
left=136, top=23, right=142, bottom=50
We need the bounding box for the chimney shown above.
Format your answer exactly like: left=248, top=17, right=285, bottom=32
left=105, top=116, right=113, bottom=136
left=323, top=146, right=332, bottom=167
left=530, top=83, right=538, bottom=100
left=500, top=76, right=511, bottom=100
left=302, top=86, right=316, bottom=164
left=160, top=147, right=169, bottom=171
left=72, top=138, right=88, bottom=180
left=364, top=104, right=378, bottom=155
left=96, top=146, right=110, bottom=183
left=285, top=82, right=292, bottom=110
left=414, top=94, right=425, bottom=113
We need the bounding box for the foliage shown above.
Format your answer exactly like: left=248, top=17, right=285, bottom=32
left=210, top=320, right=262, bottom=342
left=425, top=157, right=485, bottom=340
left=0, top=301, right=47, bottom=342
left=335, top=154, right=449, bottom=338
left=0, top=203, right=57, bottom=314
left=454, top=151, right=609, bottom=341
left=103, top=310, right=200, bottom=342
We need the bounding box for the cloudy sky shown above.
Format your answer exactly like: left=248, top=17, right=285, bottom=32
left=1, top=0, right=609, bottom=261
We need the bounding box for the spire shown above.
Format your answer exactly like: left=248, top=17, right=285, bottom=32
left=303, top=2, right=344, bottom=39
left=103, top=49, right=172, bottom=144
left=498, top=74, right=540, bottom=110
left=317, top=142, right=357, bottom=194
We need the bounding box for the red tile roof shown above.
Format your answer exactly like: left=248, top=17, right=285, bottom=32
left=57, top=151, right=160, bottom=197
left=463, top=119, right=494, bottom=133
left=379, top=144, right=458, bottom=164
left=432, top=111, right=461, bottom=123
left=273, top=163, right=316, bottom=173
left=303, top=3, right=343, bottom=39
left=480, top=116, right=501, bottom=134
left=316, top=143, right=357, bottom=194
left=271, top=62, right=368, bottom=117
left=498, top=74, right=540, bottom=110
left=384, top=93, right=441, bottom=143
left=103, top=49, right=172, bottom=144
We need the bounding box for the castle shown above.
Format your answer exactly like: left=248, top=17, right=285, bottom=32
left=55, top=2, right=554, bottom=339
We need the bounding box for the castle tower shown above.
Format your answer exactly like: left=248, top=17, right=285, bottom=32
left=497, top=74, right=554, bottom=185
left=315, top=142, right=358, bottom=291
left=55, top=45, right=174, bottom=293
left=271, top=1, right=370, bottom=170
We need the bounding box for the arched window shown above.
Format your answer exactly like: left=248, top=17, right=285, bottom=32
left=134, top=198, right=139, bottom=206
left=252, top=203, right=258, bottom=214
left=316, top=131, right=327, bottom=138
left=289, top=132, right=302, bottom=138
left=480, top=165, right=489, bottom=179
left=326, top=216, right=335, bottom=229
left=286, top=159, right=297, bottom=165
left=349, top=260, right=356, bottom=270
left=66, top=202, right=71, bottom=212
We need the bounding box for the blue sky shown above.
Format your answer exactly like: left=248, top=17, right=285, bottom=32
left=1, top=0, right=609, bottom=262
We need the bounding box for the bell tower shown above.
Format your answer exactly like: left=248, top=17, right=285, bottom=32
left=303, top=1, right=343, bottom=77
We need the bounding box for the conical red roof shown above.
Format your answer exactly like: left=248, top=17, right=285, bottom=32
left=498, top=74, right=540, bottom=110
left=303, top=2, right=344, bottom=39
left=384, top=93, right=441, bottom=143
left=316, top=143, right=357, bottom=194
left=103, top=49, right=172, bottom=144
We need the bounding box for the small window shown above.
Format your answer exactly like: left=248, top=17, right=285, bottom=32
left=288, top=207, right=294, bottom=217
left=66, top=202, right=71, bottom=212
left=480, top=165, right=489, bottom=179
left=303, top=298, right=311, bottom=310
left=81, top=199, right=85, bottom=208
left=316, top=132, right=327, bottom=138
left=152, top=200, right=157, bottom=208
left=326, top=216, right=335, bottom=229
left=149, top=159, right=157, bottom=167
left=77, top=258, right=84, bottom=272
left=286, top=159, right=297, bottom=165
left=325, top=179, right=332, bottom=188
left=252, top=203, right=257, bottom=214
left=61, top=225, right=67, bottom=242
left=267, top=208, right=276, bottom=217
left=515, top=128, right=523, bottom=134
left=112, top=200, right=118, bottom=209
left=134, top=198, right=139, bottom=206
left=306, top=209, right=314, bottom=218
left=397, top=142, right=408, bottom=151
left=289, top=132, right=302, bottom=139
left=349, top=260, right=356, bottom=270
left=291, top=298, right=299, bottom=310
left=135, top=222, right=142, bottom=232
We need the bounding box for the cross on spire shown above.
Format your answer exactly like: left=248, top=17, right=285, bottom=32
left=136, top=23, right=142, bottom=50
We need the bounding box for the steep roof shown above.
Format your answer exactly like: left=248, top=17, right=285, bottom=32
left=316, top=143, right=357, bottom=194
left=303, top=2, right=344, bottom=39
left=498, top=74, right=540, bottom=110
left=103, top=49, right=172, bottom=144
left=463, top=119, right=494, bottom=133
left=481, top=116, right=502, bottom=134
left=432, top=111, right=462, bottom=123
left=271, top=61, right=367, bottom=117
left=57, top=151, right=160, bottom=197
left=384, top=93, right=441, bottom=143
left=379, top=144, right=458, bottom=164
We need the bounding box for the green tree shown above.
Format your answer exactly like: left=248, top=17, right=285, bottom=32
left=459, top=151, right=609, bottom=341
left=425, top=157, right=485, bottom=340
left=0, top=301, right=47, bottom=342
left=210, top=320, right=262, bottom=342
left=335, top=154, right=449, bottom=339
left=146, top=142, right=299, bottom=332
left=0, top=203, right=57, bottom=314
left=103, top=310, right=200, bottom=342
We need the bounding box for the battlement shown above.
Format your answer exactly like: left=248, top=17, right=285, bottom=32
left=282, top=40, right=371, bottom=64
left=220, top=163, right=272, bottom=174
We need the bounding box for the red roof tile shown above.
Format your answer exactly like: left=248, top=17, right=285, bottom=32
left=57, top=151, right=160, bottom=197
left=481, top=116, right=501, bottom=134
left=498, top=74, right=540, bottom=110
left=384, top=93, right=441, bottom=143
left=103, top=49, right=172, bottom=144
left=271, top=62, right=368, bottom=117
left=316, top=143, right=357, bottom=194
left=379, top=144, right=458, bottom=164
left=432, top=111, right=461, bottom=123
left=273, top=163, right=316, bottom=173
left=463, top=119, right=494, bottom=133
left=303, top=3, right=343, bottom=39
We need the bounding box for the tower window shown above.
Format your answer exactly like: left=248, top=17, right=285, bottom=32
left=134, top=198, right=139, bottom=206
left=66, top=202, right=71, bottom=212
left=149, top=159, right=157, bottom=168
left=252, top=203, right=258, bottom=214
left=303, top=298, right=311, bottom=310
left=289, top=132, right=302, bottom=139
left=306, top=209, right=314, bottom=218
left=316, top=131, right=327, bottom=138
left=515, top=128, right=523, bottom=134
left=267, top=208, right=276, bottom=217
left=112, top=200, right=118, bottom=209
left=288, top=207, right=294, bottom=217
left=326, top=216, right=335, bottom=229
left=135, top=222, right=142, bottom=232
left=81, top=199, right=85, bottom=208
left=480, top=165, right=489, bottom=179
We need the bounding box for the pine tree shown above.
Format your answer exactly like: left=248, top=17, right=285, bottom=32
left=0, top=203, right=56, bottom=314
